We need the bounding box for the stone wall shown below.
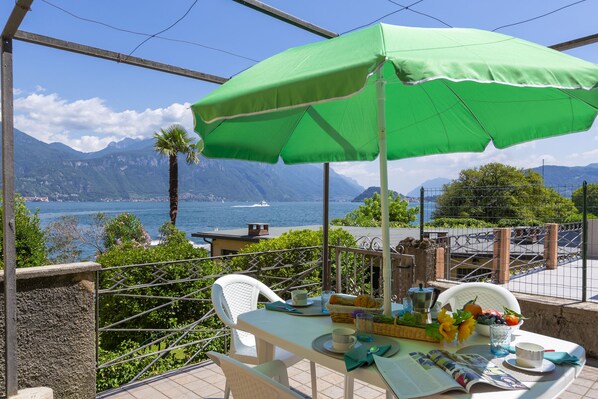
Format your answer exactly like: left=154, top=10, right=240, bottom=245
left=398, top=237, right=438, bottom=285
left=0, top=262, right=100, bottom=399
left=432, top=281, right=598, bottom=358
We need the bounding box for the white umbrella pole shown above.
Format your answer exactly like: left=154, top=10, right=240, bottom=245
left=376, top=67, right=392, bottom=317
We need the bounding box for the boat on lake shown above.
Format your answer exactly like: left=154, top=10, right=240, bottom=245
left=253, top=200, right=269, bottom=207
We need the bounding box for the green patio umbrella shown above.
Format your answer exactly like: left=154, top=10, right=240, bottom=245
left=191, top=23, right=598, bottom=316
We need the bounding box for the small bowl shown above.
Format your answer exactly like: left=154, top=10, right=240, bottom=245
left=476, top=320, right=523, bottom=337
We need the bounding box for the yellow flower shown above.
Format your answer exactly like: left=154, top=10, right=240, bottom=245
left=438, top=321, right=458, bottom=342
left=437, top=308, right=455, bottom=325
left=458, top=317, right=476, bottom=343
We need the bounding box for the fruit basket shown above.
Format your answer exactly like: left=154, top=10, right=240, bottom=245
left=368, top=319, right=440, bottom=343
left=325, top=302, right=383, bottom=323
left=476, top=320, right=523, bottom=337
left=475, top=307, right=526, bottom=337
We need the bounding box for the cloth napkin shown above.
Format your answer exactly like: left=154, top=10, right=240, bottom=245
left=507, top=346, right=581, bottom=366
left=265, top=301, right=303, bottom=314
left=344, top=344, right=391, bottom=371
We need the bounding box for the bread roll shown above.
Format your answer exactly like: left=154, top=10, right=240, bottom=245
left=329, top=294, right=356, bottom=306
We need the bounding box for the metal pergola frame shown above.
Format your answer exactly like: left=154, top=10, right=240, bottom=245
left=1, top=0, right=595, bottom=396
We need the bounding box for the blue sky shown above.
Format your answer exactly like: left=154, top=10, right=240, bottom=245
left=1, top=0, right=597, bottom=194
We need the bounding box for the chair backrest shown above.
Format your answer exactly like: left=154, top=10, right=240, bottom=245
left=207, top=351, right=304, bottom=399
left=212, top=274, right=283, bottom=350
left=437, top=282, right=521, bottom=313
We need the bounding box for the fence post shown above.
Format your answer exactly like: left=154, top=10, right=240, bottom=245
left=582, top=181, right=588, bottom=302
left=335, top=237, right=342, bottom=293
left=420, top=187, right=425, bottom=240
left=493, top=228, right=511, bottom=283
left=435, top=247, right=445, bottom=279
left=543, top=223, right=559, bottom=270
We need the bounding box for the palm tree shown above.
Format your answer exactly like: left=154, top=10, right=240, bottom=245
left=154, top=124, right=199, bottom=225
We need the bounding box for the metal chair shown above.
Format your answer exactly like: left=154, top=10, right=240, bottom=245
left=437, top=282, right=521, bottom=313
left=207, top=351, right=309, bottom=399
left=211, top=274, right=317, bottom=398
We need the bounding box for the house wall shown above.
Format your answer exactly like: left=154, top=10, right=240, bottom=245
left=212, top=238, right=254, bottom=255
left=0, top=262, right=100, bottom=399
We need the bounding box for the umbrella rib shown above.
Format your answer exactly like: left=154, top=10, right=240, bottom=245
left=558, top=88, right=598, bottom=111
left=279, top=107, right=310, bottom=160
left=439, top=80, right=492, bottom=141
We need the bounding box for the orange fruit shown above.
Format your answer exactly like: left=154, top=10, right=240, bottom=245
left=464, top=302, right=483, bottom=319
left=505, top=314, right=519, bottom=326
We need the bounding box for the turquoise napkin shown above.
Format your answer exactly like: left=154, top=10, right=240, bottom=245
left=507, top=346, right=581, bottom=366
left=344, top=344, right=390, bottom=371
left=265, top=301, right=302, bottom=314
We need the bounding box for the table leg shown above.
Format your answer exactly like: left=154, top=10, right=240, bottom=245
left=255, top=336, right=275, bottom=363
left=344, top=376, right=354, bottom=399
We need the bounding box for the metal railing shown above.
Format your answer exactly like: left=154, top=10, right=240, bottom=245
left=96, top=243, right=414, bottom=391
left=331, top=236, right=415, bottom=301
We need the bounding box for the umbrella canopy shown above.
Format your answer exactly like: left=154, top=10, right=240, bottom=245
left=191, top=23, right=598, bottom=315
left=193, top=24, right=598, bottom=164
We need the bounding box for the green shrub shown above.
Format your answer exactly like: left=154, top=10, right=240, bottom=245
left=495, top=218, right=541, bottom=227
left=103, top=212, right=150, bottom=250
left=233, top=228, right=356, bottom=295
left=427, top=217, right=492, bottom=228
left=97, top=227, right=218, bottom=390
left=332, top=192, right=418, bottom=227
left=0, top=194, right=48, bottom=268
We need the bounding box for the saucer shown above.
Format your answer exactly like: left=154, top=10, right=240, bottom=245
left=286, top=299, right=314, bottom=307
left=504, top=355, right=556, bottom=373
left=322, top=339, right=361, bottom=354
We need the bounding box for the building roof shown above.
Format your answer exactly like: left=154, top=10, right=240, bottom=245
left=192, top=225, right=425, bottom=248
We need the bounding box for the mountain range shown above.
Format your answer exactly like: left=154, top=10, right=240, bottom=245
left=531, top=164, right=598, bottom=189
left=7, top=129, right=363, bottom=202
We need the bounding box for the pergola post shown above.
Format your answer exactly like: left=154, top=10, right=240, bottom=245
left=1, top=33, right=18, bottom=398
left=2, top=1, right=34, bottom=396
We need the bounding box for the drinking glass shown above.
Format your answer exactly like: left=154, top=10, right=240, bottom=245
left=402, top=297, right=413, bottom=313
left=490, top=324, right=511, bottom=357
left=321, top=290, right=335, bottom=314
left=355, top=313, right=374, bottom=342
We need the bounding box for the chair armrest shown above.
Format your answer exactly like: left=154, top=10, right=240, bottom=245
left=211, top=284, right=237, bottom=328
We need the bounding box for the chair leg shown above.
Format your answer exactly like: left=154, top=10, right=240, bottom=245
left=224, top=381, right=231, bottom=399
left=344, top=375, right=354, bottom=399
left=309, top=361, right=317, bottom=399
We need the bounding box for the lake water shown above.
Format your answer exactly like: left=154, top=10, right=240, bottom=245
left=27, top=201, right=363, bottom=245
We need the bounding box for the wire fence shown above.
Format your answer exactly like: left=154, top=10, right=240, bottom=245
left=419, top=183, right=597, bottom=302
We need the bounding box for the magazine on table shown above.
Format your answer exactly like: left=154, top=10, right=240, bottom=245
left=373, top=349, right=528, bottom=399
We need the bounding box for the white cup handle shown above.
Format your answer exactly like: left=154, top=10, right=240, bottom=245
left=349, top=336, right=356, bottom=346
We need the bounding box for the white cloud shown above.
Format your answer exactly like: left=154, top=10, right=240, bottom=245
left=13, top=92, right=194, bottom=152
left=332, top=124, right=598, bottom=195
left=34, top=85, right=46, bottom=92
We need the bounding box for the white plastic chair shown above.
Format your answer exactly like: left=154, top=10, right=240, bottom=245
left=207, top=351, right=309, bottom=399
left=437, top=282, right=521, bottom=313
left=211, top=274, right=317, bottom=399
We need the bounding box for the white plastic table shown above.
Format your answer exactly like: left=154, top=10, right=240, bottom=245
left=237, top=309, right=585, bottom=399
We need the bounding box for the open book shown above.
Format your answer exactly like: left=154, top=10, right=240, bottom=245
left=373, top=349, right=527, bottom=399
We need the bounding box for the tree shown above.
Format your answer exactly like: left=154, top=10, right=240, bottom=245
left=433, top=163, right=578, bottom=224
left=154, top=124, right=200, bottom=225
left=572, top=183, right=598, bottom=217
left=102, top=212, right=150, bottom=250
left=331, top=192, right=418, bottom=227
left=0, top=194, right=48, bottom=268
left=46, top=213, right=107, bottom=262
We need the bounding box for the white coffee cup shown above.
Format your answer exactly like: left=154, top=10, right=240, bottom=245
left=332, top=327, right=356, bottom=351
left=291, top=289, right=308, bottom=306
left=516, top=342, right=544, bottom=368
